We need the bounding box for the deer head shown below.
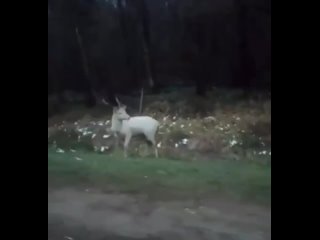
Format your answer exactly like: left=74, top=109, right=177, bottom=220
left=113, top=105, right=130, bottom=120
left=113, top=96, right=129, bottom=120
left=100, top=96, right=130, bottom=121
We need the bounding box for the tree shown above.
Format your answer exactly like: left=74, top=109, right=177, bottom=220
left=233, top=0, right=256, bottom=89
left=131, top=0, right=157, bottom=91
left=48, top=0, right=271, bottom=105
left=183, top=5, right=212, bottom=96
left=117, top=0, right=139, bottom=88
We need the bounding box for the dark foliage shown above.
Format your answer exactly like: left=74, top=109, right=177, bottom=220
left=48, top=0, right=271, bottom=103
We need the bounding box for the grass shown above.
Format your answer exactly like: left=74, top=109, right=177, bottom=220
left=48, top=147, right=271, bottom=206
left=48, top=88, right=271, bottom=160
left=48, top=89, right=271, bottom=170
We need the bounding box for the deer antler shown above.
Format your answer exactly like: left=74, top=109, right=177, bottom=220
left=115, top=96, right=122, bottom=107
left=101, top=98, right=109, bottom=106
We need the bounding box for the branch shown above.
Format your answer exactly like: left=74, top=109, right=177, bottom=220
left=139, top=88, right=144, bottom=114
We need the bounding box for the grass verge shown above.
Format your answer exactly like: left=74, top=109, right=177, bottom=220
left=48, top=147, right=270, bottom=205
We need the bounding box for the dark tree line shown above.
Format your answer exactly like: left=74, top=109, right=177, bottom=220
left=48, top=0, right=271, bottom=104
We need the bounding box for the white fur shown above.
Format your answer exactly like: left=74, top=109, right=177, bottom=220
left=111, top=106, right=159, bottom=158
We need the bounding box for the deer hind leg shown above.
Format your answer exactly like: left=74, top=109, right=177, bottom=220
left=123, top=133, right=132, bottom=158
left=145, top=133, right=158, bottom=158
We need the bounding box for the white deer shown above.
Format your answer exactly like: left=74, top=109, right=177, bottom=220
left=102, top=97, right=159, bottom=158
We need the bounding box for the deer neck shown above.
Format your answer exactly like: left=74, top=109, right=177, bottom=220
left=111, top=115, right=121, bottom=132
left=111, top=115, right=129, bottom=133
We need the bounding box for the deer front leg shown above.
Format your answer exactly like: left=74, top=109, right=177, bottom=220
left=154, top=146, right=158, bottom=158
left=113, top=132, right=119, bottom=149
left=123, top=133, right=132, bottom=158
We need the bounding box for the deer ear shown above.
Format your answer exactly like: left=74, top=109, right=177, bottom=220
left=122, top=105, right=127, bottom=110
left=113, top=107, right=118, bottom=113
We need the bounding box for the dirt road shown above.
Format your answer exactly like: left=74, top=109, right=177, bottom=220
left=48, top=188, right=271, bottom=240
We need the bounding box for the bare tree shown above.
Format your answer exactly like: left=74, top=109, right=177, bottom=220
left=133, top=0, right=157, bottom=90
left=234, top=0, right=256, bottom=88
left=117, top=0, right=138, bottom=86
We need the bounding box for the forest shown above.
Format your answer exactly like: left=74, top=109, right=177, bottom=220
left=48, top=0, right=270, bottom=106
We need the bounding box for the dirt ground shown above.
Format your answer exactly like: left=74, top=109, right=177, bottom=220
left=48, top=187, right=271, bottom=240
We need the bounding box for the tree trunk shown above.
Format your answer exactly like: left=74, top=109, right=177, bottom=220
left=141, top=29, right=154, bottom=88
left=75, top=27, right=95, bottom=107
left=188, top=16, right=209, bottom=97
left=117, top=0, right=138, bottom=87
left=234, top=1, right=256, bottom=89
left=135, top=0, right=157, bottom=90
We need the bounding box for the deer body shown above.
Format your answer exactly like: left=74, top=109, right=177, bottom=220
left=112, top=116, right=158, bottom=136
left=111, top=106, right=159, bottom=158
